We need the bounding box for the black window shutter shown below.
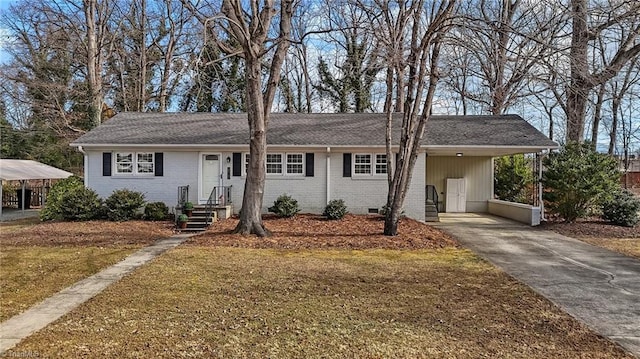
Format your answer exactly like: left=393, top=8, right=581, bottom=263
left=102, top=152, right=112, bottom=176
left=305, top=153, right=314, bottom=177
left=232, top=152, right=242, bottom=176
left=343, top=153, right=351, bottom=177
left=154, top=153, right=164, bottom=176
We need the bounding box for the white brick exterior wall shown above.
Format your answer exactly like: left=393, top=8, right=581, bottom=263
left=85, top=149, right=426, bottom=220
left=86, top=150, right=199, bottom=211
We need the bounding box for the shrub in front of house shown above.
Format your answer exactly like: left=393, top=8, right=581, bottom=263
left=268, top=194, right=300, bottom=218
left=58, top=186, right=103, bottom=221
left=601, top=190, right=640, bottom=227
left=323, top=199, right=348, bottom=220
left=104, top=189, right=146, bottom=221
left=41, top=176, right=86, bottom=221
left=542, top=141, right=620, bottom=222
left=144, top=201, right=169, bottom=221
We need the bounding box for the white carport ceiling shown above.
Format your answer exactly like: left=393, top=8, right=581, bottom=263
left=0, top=159, right=73, bottom=181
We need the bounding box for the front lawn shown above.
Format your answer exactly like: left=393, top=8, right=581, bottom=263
left=0, top=220, right=173, bottom=321
left=10, top=223, right=630, bottom=357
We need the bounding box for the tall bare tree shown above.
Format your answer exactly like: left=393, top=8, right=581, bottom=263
left=565, top=0, right=640, bottom=141
left=363, top=0, right=456, bottom=235
left=447, top=0, right=561, bottom=115
left=182, top=0, right=294, bottom=236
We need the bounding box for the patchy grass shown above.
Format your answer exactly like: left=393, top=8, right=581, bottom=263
left=0, top=220, right=174, bottom=321
left=0, top=246, right=140, bottom=321
left=12, top=247, right=630, bottom=358
left=0, top=217, right=41, bottom=232
left=577, top=238, right=640, bottom=259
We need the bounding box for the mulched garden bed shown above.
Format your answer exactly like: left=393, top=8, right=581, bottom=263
left=540, top=218, right=640, bottom=238
left=189, top=214, right=459, bottom=250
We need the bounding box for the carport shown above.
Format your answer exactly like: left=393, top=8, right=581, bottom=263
left=0, top=159, right=73, bottom=217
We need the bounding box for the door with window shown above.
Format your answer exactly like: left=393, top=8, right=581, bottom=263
left=200, top=154, right=221, bottom=202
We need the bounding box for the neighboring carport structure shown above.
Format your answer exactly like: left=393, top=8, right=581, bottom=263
left=0, top=159, right=73, bottom=217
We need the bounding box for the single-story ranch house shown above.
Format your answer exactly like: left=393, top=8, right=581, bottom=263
left=71, top=112, right=558, bottom=224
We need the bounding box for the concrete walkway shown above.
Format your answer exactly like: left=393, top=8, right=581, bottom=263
left=0, top=233, right=194, bottom=354
left=433, top=213, right=640, bottom=357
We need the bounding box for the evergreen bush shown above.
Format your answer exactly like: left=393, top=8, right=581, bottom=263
left=601, top=190, right=640, bottom=227
left=542, top=142, right=620, bottom=222
left=144, top=202, right=169, bottom=221
left=41, top=176, right=85, bottom=221
left=57, top=186, right=103, bottom=221
left=104, top=189, right=146, bottom=221
left=323, top=199, right=348, bottom=220
left=268, top=194, right=300, bottom=218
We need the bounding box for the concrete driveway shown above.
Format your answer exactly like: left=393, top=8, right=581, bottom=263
left=432, top=213, right=640, bottom=357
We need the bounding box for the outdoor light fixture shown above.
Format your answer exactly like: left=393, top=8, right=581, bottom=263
left=226, top=156, right=231, bottom=163
left=456, top=152, right=463, bottom=157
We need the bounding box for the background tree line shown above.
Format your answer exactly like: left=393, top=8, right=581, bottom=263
left=1, top=0, right=639, bottom=171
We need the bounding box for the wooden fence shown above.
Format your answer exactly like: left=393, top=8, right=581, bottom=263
left=2, top=186, right=49, bottom=208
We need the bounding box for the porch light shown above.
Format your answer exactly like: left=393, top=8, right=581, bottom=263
left=456, top=152, right=463, bottom=157
left=226, top=156, right=231, bottom=163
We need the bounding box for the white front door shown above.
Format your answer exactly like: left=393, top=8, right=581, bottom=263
left=200, top=154, right=221, bottom=202
left=445, top=178, right=466, bottom=213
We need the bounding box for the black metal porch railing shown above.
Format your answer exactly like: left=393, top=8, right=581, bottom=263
left=426, top=184, right=439, bottom=215
left=204, top=186, right=232, bottom=227
left=177, top=185, right=189, bottom=209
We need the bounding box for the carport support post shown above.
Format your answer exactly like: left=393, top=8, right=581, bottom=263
left=21, top=180, right=26, bottom=212
left=538, top=152, right=544, bottom=220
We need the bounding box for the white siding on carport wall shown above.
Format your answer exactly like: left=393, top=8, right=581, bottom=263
left=426, top=156, right=493, bottom=212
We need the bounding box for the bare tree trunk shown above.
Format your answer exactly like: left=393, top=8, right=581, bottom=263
left=138, top=0, right=147, bottom=112
left=234, top=58, right=271, bottom=236
left=608, top=89, right=621, bottom=155
left=84, top=0, right=103, bottom=127
left=591, top=84, right=605, bottom=150
left=158, top=3, right=176, bottom=112
left=207, top=0, right=294, bottom=236
left=565, top=0, right=640, bottom=142
left=376, top=0, right=456, bottom=236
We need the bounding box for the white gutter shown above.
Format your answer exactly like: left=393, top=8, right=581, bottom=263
left=326, top=147, right=331, bottom=205
left=78, top=145, right=89, bottom=188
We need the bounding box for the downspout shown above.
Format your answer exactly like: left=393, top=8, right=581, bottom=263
left=78, top=146, right=88, bottom=187
left=539, top=149, right=547, bottom=221
left=326, top=147, right=331, bottom=205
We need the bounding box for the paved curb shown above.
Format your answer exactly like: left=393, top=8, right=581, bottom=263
left=0, top=234, right=194, bottom=354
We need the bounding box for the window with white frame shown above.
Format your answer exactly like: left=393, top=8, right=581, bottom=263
left=266, top=154, right=283, bottom=174
left=115, top=153, right=133, bottom=174
left=137, top=153, right=154, bottom=173
left=353, top=153, right=387, bottom=176
left=243, top=153, right=250, bottom=176
left=115, top=152, right=154, bottom=175
left=354, top=154, right=372, bottom=174
left=286, top=153, right=304, bottom=175
left=375, top=154, right=388, bottom=175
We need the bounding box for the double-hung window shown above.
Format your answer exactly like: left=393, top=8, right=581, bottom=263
left=115, top=152, right=154, bottom=175
left=375, top=154, right=388, bottom=175
left=266, top=154, right=283, bottom=174
left=286, top=153, right=304, bottom=175
left=263, top=153, right=304, bottom=176
left=353, top=153, right=387, bottom=176
left=354, top=154, right=372, bottom=174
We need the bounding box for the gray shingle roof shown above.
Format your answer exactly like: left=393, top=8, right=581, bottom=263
left=71, top=112, right=557, bottom=148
